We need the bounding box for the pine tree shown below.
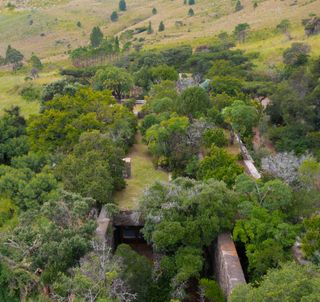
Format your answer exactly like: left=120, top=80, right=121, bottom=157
left=188, top=0, right=195, bottom=5
left=119, top=0, right=127, bottom=11
left=90, top=26, right=103, bottom=47
left=188, top=8, right=194, bottom=16
left=152, top=7, right=157, bottom=15
left=147, top=21, right=153, bottom=34
left=110, top=11, right=119, bottom=22
left=235, top=0, right=243, bottom=12
left=158, top=21, right=165, bottom=32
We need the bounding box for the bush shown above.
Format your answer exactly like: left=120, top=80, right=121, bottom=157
left=20, top=85, right=41, bottom=102
left=199, top=279, right=224, bottom=302
left=203, top=128, right=228, bottom=148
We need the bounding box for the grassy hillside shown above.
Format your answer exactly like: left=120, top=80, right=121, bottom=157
left=1, top=0, right=319, bottom=60
left=0, top=0, right=319, bottom=117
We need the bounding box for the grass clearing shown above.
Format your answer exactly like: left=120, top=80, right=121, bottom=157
left=0, top=70, right=60, bottom=116
left=114, top=133, right=168, bottom=211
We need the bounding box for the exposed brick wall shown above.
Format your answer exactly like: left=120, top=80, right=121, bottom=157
left=214, top=233, right=246, bottom=299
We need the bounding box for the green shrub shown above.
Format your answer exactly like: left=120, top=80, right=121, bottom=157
left=20, top=85, right=41, bottom=102
left=203, top=128, right=228, bottom=148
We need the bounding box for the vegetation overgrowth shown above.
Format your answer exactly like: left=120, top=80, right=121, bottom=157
left=0, top=0, right=320, bottom=301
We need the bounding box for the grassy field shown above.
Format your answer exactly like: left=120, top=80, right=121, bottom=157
left=0, top=70, right=60, bottom=116
left=114, top=133, right=168, bottom=210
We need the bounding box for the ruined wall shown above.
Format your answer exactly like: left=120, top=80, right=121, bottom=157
left=236, top=134, right=261, bottom=179
left=214, top=233, right=246, bottom=299
left=95, top=206, right=113, bottom=246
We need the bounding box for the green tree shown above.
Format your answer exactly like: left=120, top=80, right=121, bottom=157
left=5, top=45, right=24, bottom=69
left=150, top=64, right=179, bottom=82
left=56, top=131, right=125, bottom=204
left=28, top=88, right=117, bottom=151
left=110, top=11, right=119, bottom=22
left=230, top=262, right=320, bottom=302
left=235, top=0, right=243, bottom=11
left=0, top=164, right=58, bottom=210
left=234, top=174, right=294, bottom=213
left=210, top=76, right=243, bottom=96
left=93, top=66, right=134, bottom=100
left=147, top=21, right=153, bottom=34
left=152, top=7, right=157, bottom=14
left=188, top=8, right=194, bottom=16
left=140, top=178, right=238, bottom=292
left=188, top=0, right=195, bottom=5
left=119, top=0, right=127, bottom=11
left=114, top=36, right=120, bottom=52
left=301, top=214, right=320, bottom=264
left=233, top=206, right=298, bottom=279
left=90, top=26, right=103, bottom=48
left=197, top=146, right=243, bottom=187
left=159, top=21, right=165, bottom=32
left=283, top=42, right=310, bottom=66
left=0, top=191, right=96, bottom=290
left=149, top=80, right=178, bottom=100
left=277, top=19, right=292, bottom=40
left=0, top=107, right=29, bottom=165
left=116, top=244, right=153, bottom=302
left=145, top=115, right=195, bottom=171
left=30, top=53, right=42, bottom=69
left=176, top=86, right=211, bottom=119
left=234, top=23, right=250, bottom=43
left=199, top=279, right=224, bottom=302
left=222, top=100, right=259, bottom=139
left=0, top=198, right=17, bottom=229
left=203, top=128, right=228, bottom=148
left=298, top=158, right=320, bottom=190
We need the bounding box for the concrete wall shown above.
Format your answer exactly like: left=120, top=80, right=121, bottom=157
left=95, top=206, right=113, bottom=246
left=214, top=233, right=246, bottom=299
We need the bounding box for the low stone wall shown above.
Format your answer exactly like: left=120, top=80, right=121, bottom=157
left=214, top=233, right=246, bottom=299
left=236, top=134, right=261, bottom=179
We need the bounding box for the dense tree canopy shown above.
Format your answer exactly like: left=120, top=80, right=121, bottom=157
left=176, top=87, right=211, bottom=119
left=56, top=131, right=125, bottom=204
left=0, top=107, right=28, bottom=165
left=197, top=146, right=243, bottom=187
left=231, top=262, right=320, bottom=302
left=28, top=88, right=117, bottom=151
left=0, top=191, right=96, bottom=298
left=93, top=66, right=134, bottom=99
left=222, top=100, right=259, bottom=139
left=140, top=178, right=238, bottom=294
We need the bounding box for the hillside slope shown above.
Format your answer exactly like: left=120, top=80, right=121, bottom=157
left=0, top=0, right=319, bottom=60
